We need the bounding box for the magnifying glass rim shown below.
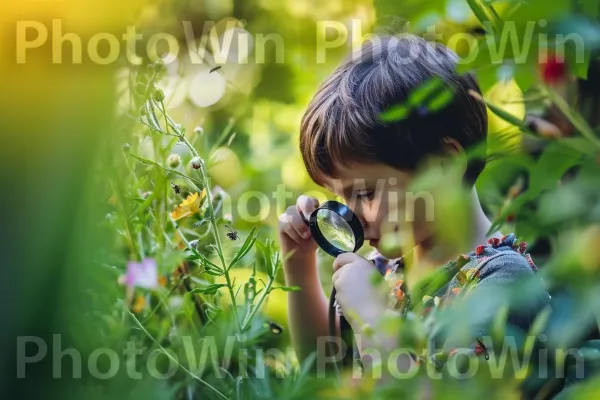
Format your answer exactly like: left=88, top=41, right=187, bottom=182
left=309, top=200, right=365, bottom=257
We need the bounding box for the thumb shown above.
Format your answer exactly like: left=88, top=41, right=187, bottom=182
left=332, top=252, right=362, bottom=272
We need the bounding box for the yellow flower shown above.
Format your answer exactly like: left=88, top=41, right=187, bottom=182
left=171, top=190, right=206, bottom=221
left=132, top=295, right=146, bottom=313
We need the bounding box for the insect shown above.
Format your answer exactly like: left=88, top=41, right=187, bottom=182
left=171, top=183, right=181, bottom=194
left=265, top=321, right=283, bottom=335
left=209, top=66, right=222, bottom=74
left=225, top=225, right=239, bottom=241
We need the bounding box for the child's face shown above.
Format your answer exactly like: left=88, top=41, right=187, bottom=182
left=324, top=162, right=434, bottom=258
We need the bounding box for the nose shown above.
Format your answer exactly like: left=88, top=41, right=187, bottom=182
left=354, top=212, right=377, bottom=240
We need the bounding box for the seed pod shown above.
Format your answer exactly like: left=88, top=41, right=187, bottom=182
left=153, top=88, right=165, bottom=102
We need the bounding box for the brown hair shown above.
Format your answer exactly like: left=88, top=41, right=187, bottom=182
left=299, top=34, right=488, bottom=186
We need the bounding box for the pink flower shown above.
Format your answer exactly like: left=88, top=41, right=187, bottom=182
left=125, top=258, right=158, bottom=289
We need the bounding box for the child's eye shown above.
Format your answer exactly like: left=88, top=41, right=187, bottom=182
left=357, top=191, right=375, bottom=201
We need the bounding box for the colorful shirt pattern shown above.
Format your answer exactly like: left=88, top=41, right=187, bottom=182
left=338, top=233, right=551, bottom=370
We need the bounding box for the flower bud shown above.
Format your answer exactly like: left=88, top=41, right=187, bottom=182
left=190, top=156, right=203, bottom=169
left=167, top=153, right=181, bottom=168
left=153, top=88, right=165, bottom=102
left=194, top=126, right=204, bottom=135
left=122, top=143, right=131, bottom=152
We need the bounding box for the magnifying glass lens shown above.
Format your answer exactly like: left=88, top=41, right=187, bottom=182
left=315, top=209, right=356, bottom=252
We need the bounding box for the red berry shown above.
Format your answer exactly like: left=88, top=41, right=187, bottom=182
left=488, top=237, right=500, bottom=247
left=475, top=245, right=485, bottom=255
left=506, top=214, right=516, bottom=222
left=540, top=52, right=567, bottom=85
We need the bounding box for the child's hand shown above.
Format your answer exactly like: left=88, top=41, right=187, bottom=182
left=332, top=253, right=388, bottom=327
left=278, top=195, right=319, bottom=258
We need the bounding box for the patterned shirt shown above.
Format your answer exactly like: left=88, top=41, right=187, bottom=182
left=338, top=233, right=551, bottom=371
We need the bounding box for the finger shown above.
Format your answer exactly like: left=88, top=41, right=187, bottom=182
left=332, top=252, right=361, bottom=272
left=289, top=211, right=311, bottom=240
left=332, top=269, right=343, bottom=289
left=296, top=195, right=319, bottom=220
left=279, top=210, right=304, bottom=243
left=284, top=224, right=304, bottom=243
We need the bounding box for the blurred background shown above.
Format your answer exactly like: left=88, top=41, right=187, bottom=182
left=2, top=0, right=600, bottom=399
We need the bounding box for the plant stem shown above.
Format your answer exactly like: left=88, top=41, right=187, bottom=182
left=128, top=310, right=228, bottom=400
left=241, top=275, right=275, bottom=332
left=546, top=87, right=600, bottom=149
left=169, top=136, right=242, bottom=331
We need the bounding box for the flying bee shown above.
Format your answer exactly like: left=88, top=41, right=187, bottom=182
left=225, top=225, right=239, bottom=241
left=171, top=183, right=181, bottom=194
left=265, top=321, right=283, bottom=335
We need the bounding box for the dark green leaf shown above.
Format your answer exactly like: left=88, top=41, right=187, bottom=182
left=229, top=226, right=260, bottom=269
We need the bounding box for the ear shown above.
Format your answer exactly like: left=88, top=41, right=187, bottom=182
left=440, top=137, right=467, bottom=176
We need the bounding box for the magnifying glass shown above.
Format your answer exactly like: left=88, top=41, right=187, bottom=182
left=300, top=200, right=364, bottom=257
left=299, top=200, right=364, bottom=369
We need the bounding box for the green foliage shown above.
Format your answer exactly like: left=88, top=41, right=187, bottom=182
left=31, top=0, right=600, bottom=399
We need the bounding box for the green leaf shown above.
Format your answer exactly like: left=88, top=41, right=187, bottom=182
left=514, top=64, right=536, bottom=93
left=408, top=77, right=443, bottom=107
left=523, top=306, right=552, bottom=358
left=209, top=117, right=236, bottom=156
left=190, top=284, right=227, bottom=295
left=528, top=141, right=583, bottom=198
left=466, top=0, right=500, bottom=33
left=546, top=87, right=600, bottom=149
left=485, top=99, right=529, bottom=131
left=229, top=226, right=260, bottom=269
left=185, top=248, right=222, bottom=272
left=578, top=0, right=600, bottom=18
left=271, top=286, right=301, bottom=292
left=512, top=0, right=571, bottom=23
left=128, top=153, right=159, bottom=166
left=379, top=103, right=411, bottom=122
left=427, top=86, right=456, bottom=111
left=488, top=193, right=530, bottom=235
left=145, top=100, right=162, bottom=131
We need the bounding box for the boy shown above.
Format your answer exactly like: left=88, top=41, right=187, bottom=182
left=278, top=35, right=550, bottom=379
